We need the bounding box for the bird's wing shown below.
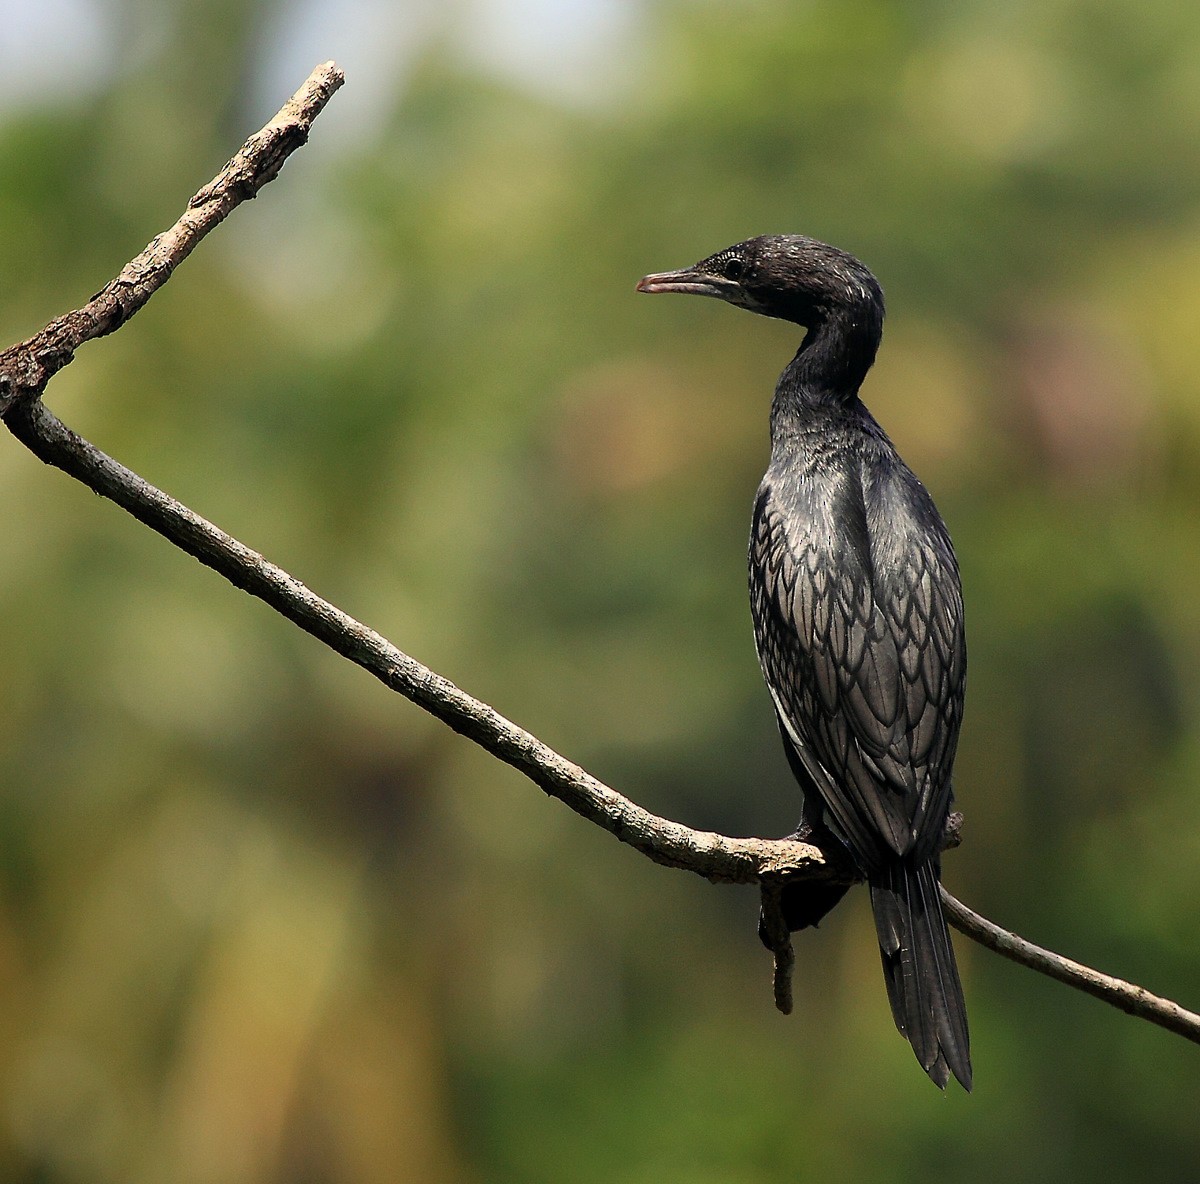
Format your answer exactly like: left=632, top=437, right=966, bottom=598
left=750, top=477, right=964, bottom=869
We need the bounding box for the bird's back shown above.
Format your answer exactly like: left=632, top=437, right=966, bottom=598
left=749, top=401, right=966, bottom=872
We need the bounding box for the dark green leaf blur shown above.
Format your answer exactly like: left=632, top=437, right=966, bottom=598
left=2, top=0, right=1199, bottom=1180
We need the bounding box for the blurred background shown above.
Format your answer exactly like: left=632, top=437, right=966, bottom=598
left=2, top=0, right=1200, bottom=1180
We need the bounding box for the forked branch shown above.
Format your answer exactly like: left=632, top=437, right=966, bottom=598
left=1, top=61, right=1197, bottom=1050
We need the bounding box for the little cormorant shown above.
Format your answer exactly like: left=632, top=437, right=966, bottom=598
left=637, top=235, right=971, bottom=1091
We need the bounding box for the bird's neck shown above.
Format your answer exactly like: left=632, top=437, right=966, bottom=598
left=772, top=304, right=882, bottom=425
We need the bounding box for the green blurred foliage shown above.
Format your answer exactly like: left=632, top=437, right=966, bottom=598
left=2, top=0, right=1200, bottom=1180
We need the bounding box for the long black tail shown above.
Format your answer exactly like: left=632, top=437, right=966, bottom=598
left=869, top=859, right=971, bottom=1090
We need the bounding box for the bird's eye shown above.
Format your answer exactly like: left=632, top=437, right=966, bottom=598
left=723, top=257, right=745, bottom=281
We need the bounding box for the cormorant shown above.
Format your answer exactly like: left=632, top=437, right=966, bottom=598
left=637, top=235, right=971, bottom=1090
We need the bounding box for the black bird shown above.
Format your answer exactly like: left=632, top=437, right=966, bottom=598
left=637, top=235, right=970, bottom=1090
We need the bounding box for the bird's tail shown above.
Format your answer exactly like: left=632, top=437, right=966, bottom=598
left=869, top=859, right=971, bottom=1090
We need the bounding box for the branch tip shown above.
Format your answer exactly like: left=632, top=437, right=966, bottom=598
left=0, top=60, right=345, bottom=419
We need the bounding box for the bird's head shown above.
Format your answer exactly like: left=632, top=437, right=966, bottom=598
left=636, top=235, right=884, bottom=330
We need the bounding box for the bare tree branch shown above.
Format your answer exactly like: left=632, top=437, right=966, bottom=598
left=942, top=890, right=1200, bottom=1044
left=5, top=392, right=831, bottom=890
left=1, top=62, right=1197, bottom=1053
left=0, top=61, right=346, bottom=417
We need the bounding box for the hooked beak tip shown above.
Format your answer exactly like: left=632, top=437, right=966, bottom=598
left=636, top=269, right=720, bottom=296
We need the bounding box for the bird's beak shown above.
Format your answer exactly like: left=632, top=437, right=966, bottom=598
left=636, top=267, right=734, bottom=299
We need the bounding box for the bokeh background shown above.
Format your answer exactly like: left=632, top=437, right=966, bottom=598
left=2, top=0, right=1200, bottom=1180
